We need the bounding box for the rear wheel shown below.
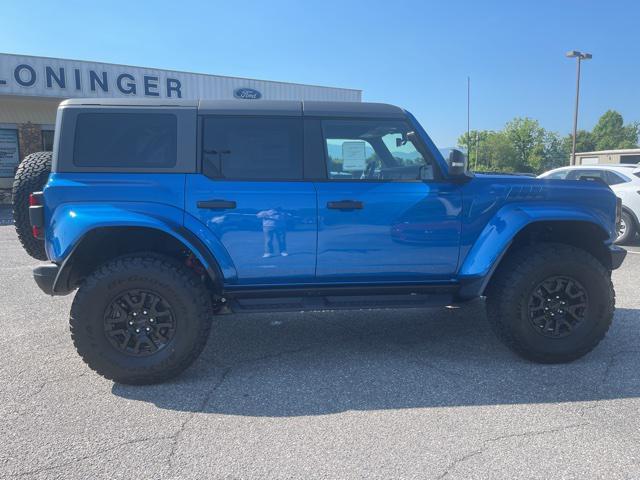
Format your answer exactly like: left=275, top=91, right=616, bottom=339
left=70, top=254, right=213, bottom=384
left=615, top=210, right=635, bottom=245
left=485, top=243, right=614, bottom=363
left=12, top=151, right=52, bottom=260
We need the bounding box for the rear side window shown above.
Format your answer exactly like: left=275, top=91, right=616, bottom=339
left=605, top=170, right=629, bottom=185
left=202, top=117, right=303, bottom=180
left=73, top=113, right=177, bottom=167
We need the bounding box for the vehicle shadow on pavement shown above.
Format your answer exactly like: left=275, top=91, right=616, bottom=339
left=112, top=303, right=640, bottom=416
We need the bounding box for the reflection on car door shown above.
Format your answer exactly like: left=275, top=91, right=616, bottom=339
left=185, top=116, right=317, bottom=285
left=313, top=118, right=462, bottom=283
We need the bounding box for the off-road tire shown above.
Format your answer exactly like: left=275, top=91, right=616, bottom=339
left=485, top=243, right=614, bottom=363
left=70, top=254, right=213, bottom=384
left=615, top=210, right=635, bottom=245
left=12, top=151, right=52, bottom=260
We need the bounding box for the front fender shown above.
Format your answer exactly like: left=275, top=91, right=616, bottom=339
left=458, top=203, right=612, bottom=280
left=45, top=202, right=235, bottom=281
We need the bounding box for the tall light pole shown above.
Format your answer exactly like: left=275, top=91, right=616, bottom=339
left=566, top=50, right=592, bottom=165
left=467, top=76, right=470, bottom=157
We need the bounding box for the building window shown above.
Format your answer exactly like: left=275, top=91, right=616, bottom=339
left=620, top=154, right=640, bottom=165
left=42, top=130, right=54, bottom=151
left=0, top=129, right=20, bottom=177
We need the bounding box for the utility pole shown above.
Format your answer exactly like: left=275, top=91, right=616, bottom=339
left=566, top=51, right=592, bottom=165
left=475, top=131, right=480, bottom=170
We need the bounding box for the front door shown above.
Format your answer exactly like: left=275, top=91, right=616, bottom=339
left=314, top=118, right=462, bottom=282
left=185, top=115, right=317, bottom=285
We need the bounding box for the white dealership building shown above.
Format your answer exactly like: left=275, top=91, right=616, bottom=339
left=0, top=52, right=361, bottom=193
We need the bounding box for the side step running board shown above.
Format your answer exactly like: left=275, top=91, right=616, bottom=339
left=222, top=284, right=459, bottom=313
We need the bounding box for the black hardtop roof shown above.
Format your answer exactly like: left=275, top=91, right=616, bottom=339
left=59, top=98, right=406, bottom=118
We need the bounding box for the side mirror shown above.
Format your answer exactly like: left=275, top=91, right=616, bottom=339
left=447, top=149, right=468, bottom=177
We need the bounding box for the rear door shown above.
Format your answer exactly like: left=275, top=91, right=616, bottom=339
left=185, top=115, right=317, bottom=285
left=312, top=118, right=462, bottom=282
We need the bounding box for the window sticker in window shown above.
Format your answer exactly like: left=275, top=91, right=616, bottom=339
left=341, top=141, right=367, bottom=172
left=322, top=120, right=434, bottom=181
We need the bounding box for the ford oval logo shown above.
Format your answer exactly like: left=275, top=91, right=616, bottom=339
left=233, top=87, right=262, bottom=100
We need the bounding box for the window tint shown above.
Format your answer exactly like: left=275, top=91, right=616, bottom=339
left=565, top=169, right=597, bottom=180
left=605, top=170, right=629, bottom=185
left=566, top=169, right=610, bottom=184
left=202, top=117, right=303, bottom=180
left=322, top=120, right=434, bottom=181
left=73, top=113, right=177, bottom=167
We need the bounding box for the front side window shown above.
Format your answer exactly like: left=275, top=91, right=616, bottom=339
left=73, top=113, right=177, bottom=167
left=566, top=169, right=612, bottom=185
left=202, top=117, right=303, bottom=180
left=544, top=170, right=569, bottom=180
left=566, top=169, right=597, bottom=180
left=322, top=120, right=434, bottom=181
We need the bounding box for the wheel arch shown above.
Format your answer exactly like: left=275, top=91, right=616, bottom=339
left=52, top=225, right=224, bottom=295
left=457, top=218, right=613, bottom=300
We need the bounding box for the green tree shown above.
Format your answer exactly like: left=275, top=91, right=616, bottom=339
left=503, top=118, right=546, bottom=172
left=457, top=130, right=490, bottom=169
left=592, top=110, right=639, bottom=150
left=543, top=131, right=569, bottom=171
left=484, top=131, right=518, bottom=172
left=562, top=129, right=596, bottom=154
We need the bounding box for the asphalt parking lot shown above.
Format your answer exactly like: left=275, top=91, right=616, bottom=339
left=1, top=206, right=640, bottom=480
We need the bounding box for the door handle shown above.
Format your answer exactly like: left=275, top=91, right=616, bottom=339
left=197, top=199, right=237, bottom=210
left=327, top=200, right=363, bottom=210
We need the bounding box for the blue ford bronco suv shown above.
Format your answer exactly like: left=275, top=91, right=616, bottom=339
left=13, top=98, right=626, bottom=384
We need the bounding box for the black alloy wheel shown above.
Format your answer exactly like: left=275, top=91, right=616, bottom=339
left=527, top=276, right=588, bottom=339
left=103, top=289, right=177, bottom=356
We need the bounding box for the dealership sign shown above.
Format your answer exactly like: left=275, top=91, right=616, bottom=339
left=0, top=54, right=270, bottom=101
left=0, top=59, right=183, bottom=99
left=233, top=87, right=262, bottom=100
left=0, top=53, right=360, bottom=102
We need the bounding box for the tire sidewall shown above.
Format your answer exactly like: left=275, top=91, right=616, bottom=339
left=73, top=260, right=207, bottom=378
left=509, top=256, right=610, bottom=357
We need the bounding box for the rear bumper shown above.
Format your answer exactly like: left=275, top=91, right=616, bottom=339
left=609, top=244, right=626, bottom=270
left=33, top=264, right=59, bottom=295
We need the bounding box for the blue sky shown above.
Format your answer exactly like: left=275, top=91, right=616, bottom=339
left=1, top=0, right=638, bottom=147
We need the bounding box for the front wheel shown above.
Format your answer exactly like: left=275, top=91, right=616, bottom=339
left=485, top=243, right=614, bottom=363
left=70, top=254, right=213, bottom=384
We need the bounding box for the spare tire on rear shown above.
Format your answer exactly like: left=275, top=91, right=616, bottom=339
left=12, top=151, right=52, bottom=260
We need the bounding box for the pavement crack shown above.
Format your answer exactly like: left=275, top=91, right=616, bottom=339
left=7, top=435, right=174, bottom=478
left=166, top=367, right=232, bottom=473
left=30, top=372, right=89, bottom=397
left=436, top=449, right=485, bottom=479
left=436, top=422, right=589, bottom=479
